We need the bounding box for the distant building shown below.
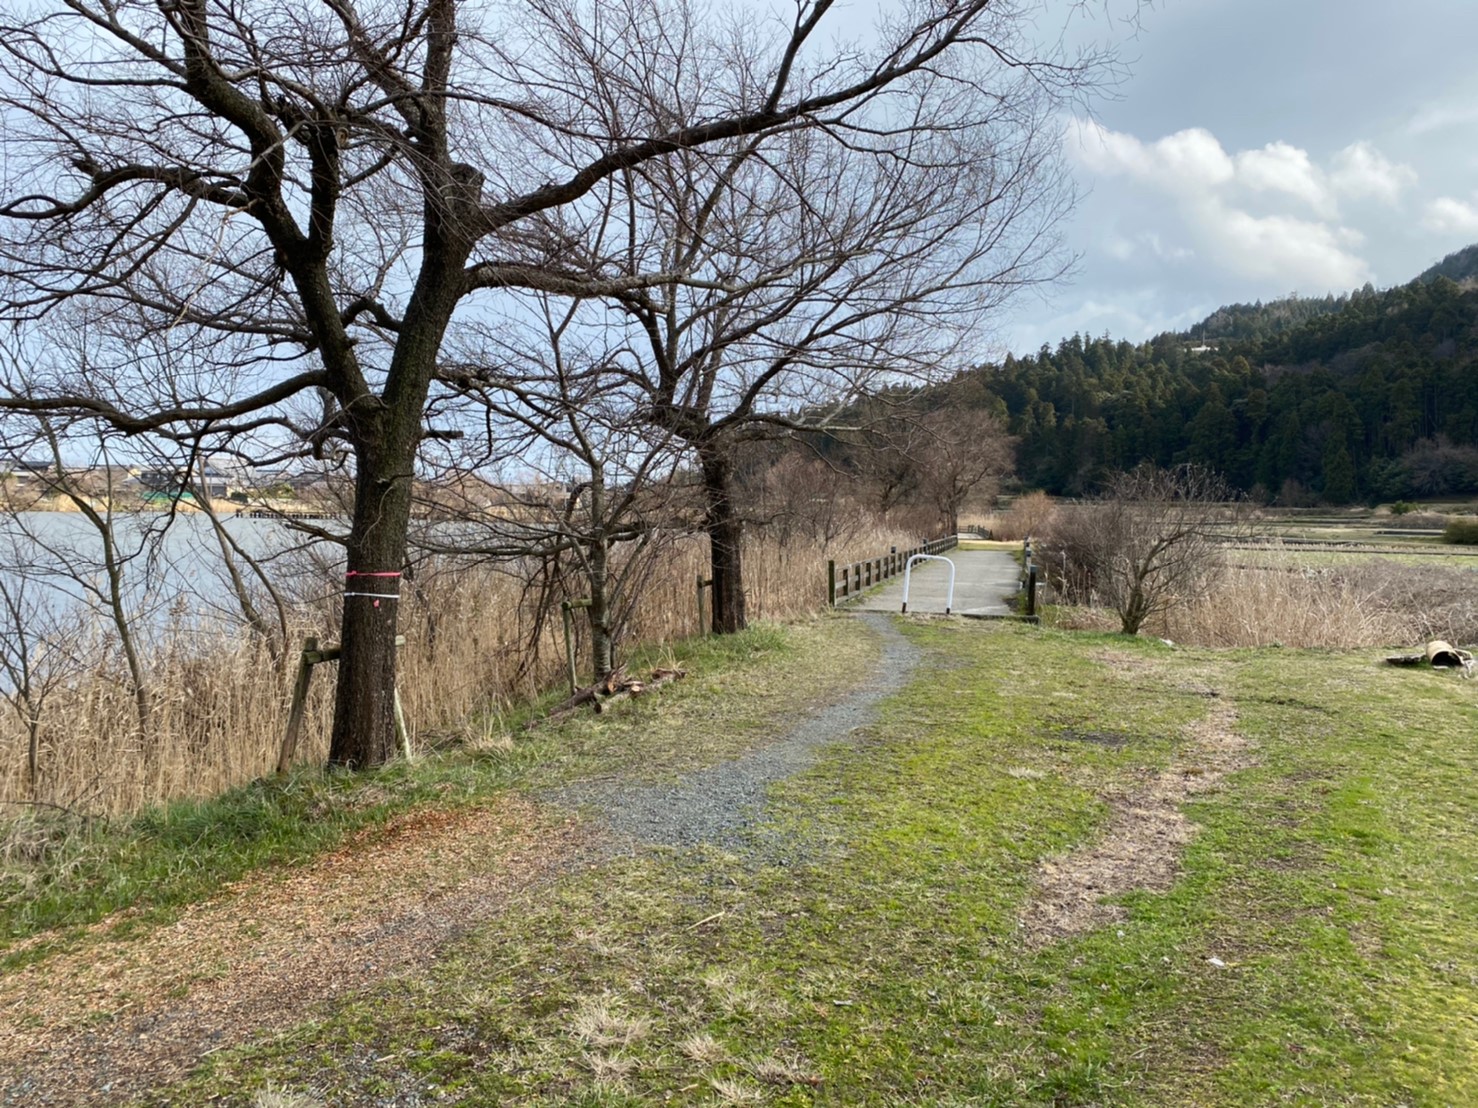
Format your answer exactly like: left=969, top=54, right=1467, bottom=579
left=137, top=466, right=235, bottom=500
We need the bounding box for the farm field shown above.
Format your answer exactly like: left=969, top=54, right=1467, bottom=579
left=4, top=613, right=1476, bottom=1106
left=1225, top=547, right=1478, bottom=570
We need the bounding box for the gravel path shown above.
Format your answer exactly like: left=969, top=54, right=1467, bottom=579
left=552, top=613, right=919, bottom=849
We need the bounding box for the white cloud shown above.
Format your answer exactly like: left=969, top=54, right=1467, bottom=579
left=1194, top=203, right=1369, bottom=288
left=1065, top=120, right=1373, bottom=289
left=1235, top=142, right=1332, bottom=214
left=1408, top=101, right=1478, bottom=136
left=1067, top=121, right=1232, bottom=193
left=1330, top=142, right=1417, bottom=205
left=1422, top=197, right=1478, bottom=236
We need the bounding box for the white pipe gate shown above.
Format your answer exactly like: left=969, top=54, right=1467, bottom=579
left=900, top=554, right=956, bottom=615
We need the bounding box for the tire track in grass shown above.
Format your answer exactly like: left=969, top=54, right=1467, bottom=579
left=1020, top=650, right=1256, bottom=947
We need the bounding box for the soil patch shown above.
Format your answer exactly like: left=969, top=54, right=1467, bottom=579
left=1055, top=728, right=1135, bottom=748
left=1020, top=659, right=1254, bottom=948
left=0, top=799, right=600, bottom=1106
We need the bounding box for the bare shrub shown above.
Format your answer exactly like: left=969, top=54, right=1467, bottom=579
left=1442, top=518, right=1478, bottom=545
left=990, top=491, right=1058, bottom=542
left=1042, top=465, right=1243, bottom=635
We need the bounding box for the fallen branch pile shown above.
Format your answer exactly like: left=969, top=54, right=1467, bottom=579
left=528, top=666, right=688, bottom=729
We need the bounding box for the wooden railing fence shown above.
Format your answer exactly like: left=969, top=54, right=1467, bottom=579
left=828, top=535, right=958, bottom=606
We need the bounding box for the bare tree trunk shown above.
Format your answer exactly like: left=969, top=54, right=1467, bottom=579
left=585, top=478, right=616, bottom=681
left=328, top=437, right=414, bottom=768
left=326, top=242, right=464, bottom=767
left=588, top=585, right=614, bottom=681
left=700, top=447, right=747, bottom=634
left=99, top=525, right=152, bottom=736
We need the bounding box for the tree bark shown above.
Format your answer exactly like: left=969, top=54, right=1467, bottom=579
left=586, top=496, right=615, bottom=682
left=327, top=426, right=418, bottom=767
left=700, top=447, right=747, bottom=634
left=326, top=201, right=471, bottom=767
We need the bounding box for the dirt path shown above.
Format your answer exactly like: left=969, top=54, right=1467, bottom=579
left=0, top=800, right=601, bottom=1106
left=1019, top=650, right=1256, bottom=947
left=1, top=616, right=920, bottom=1107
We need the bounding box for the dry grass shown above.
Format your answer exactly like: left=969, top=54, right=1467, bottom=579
left=677, top=1033, right=731, bottom=1065
left=570, top=999, right=651, bottom=1049
left=1159, top=555, right=1478, bottom=648
left=251, top=1086, right=325, bottom=1108
left=1048, top=550, right=1478, bottom=649
left=977, top=490, right=1057, bottom=542
left=0, top=523, right=912, bottom=818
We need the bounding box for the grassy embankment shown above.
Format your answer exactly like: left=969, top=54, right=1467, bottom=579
left=0, top=619, right=878, bottom=969
left=110, top=615, right=1478, bottom=1106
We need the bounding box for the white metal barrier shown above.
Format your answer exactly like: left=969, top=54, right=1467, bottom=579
left=900, top=554, right=956, bottom=615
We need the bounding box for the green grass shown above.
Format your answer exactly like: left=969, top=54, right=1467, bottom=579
left=0, top=617, right=875, bottom=967
left=149, top=618, right=1478, bottom=1106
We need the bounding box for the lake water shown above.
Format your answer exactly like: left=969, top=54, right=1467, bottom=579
left=0, top=511, right=338, bottom=648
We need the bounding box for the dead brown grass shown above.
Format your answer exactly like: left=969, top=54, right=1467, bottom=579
left=0, top=525, right=913, bottom=817
left=0, top=796, right=597, bottom=1103
left=976, top=490, right=1057, bottom=542
left=1047, top=552, right=1478, bottom=650
left=1157, top=557, right=1477, bottom=648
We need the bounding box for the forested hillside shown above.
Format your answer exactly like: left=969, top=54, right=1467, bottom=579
left=943, top=246, right=1478, bottom=502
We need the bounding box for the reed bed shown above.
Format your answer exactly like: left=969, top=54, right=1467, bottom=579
left=1049, top=550, right=1478, bottom=650
left=0, top=521, right=917, bottom=818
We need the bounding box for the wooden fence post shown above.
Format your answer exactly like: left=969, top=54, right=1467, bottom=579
left=276, top=636, right=317, bottom=775
left=393, top=688, right=412, bottom=761
left=277, top=633, right=412, bottom=774
left=828, top=560, right=836, bottom=607
left=562, top=601, right=579, bottom=695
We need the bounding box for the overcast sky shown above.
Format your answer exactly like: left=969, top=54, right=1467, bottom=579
left=998, top=0, right=1478, bottom=355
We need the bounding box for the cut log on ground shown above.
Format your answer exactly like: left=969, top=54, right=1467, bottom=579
left=527, top=667, right=688, bottom=728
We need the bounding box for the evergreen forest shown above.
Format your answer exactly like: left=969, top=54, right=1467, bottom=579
left=938, top=244, right=1478, bottom=503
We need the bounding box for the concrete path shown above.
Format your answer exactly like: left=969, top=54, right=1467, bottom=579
left=850, top=546, right=1020, bottom=617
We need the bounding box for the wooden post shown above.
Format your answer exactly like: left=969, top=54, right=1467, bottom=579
left=562, top=602, right=578, bottom=696
left=828, top=560, right=836, bottom=607
left=560, top=600, right=592, bottom=694
left=276, top=636, right=317, bottom=775
left=279, top=634, right=411, bottom=773
left=697, top=575, right=707, bottom=635
left=1027, top=565, right=1039, bottom=619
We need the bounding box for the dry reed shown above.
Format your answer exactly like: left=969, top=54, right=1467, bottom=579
left=1048, top=550, right=1478, bottom=650
left=0, top=522, right=917, bottom=817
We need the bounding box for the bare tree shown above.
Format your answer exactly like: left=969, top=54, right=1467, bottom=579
left=182, top=458, right=295, bottom=669
left=853, top=405, right=1014, bottom=533
left=743, top=442, right=869, bottom=551
left=0, top=0, right=1127, bottom=761
left=428, top=299, right=687, bottom=682
left=4, top=424, right=165, bottom=735
left=0, top=568, right=89, bottom=793
left=591, top=73, right=1078, bottom=630
left=1044, top=464, right=1243, bottom=635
